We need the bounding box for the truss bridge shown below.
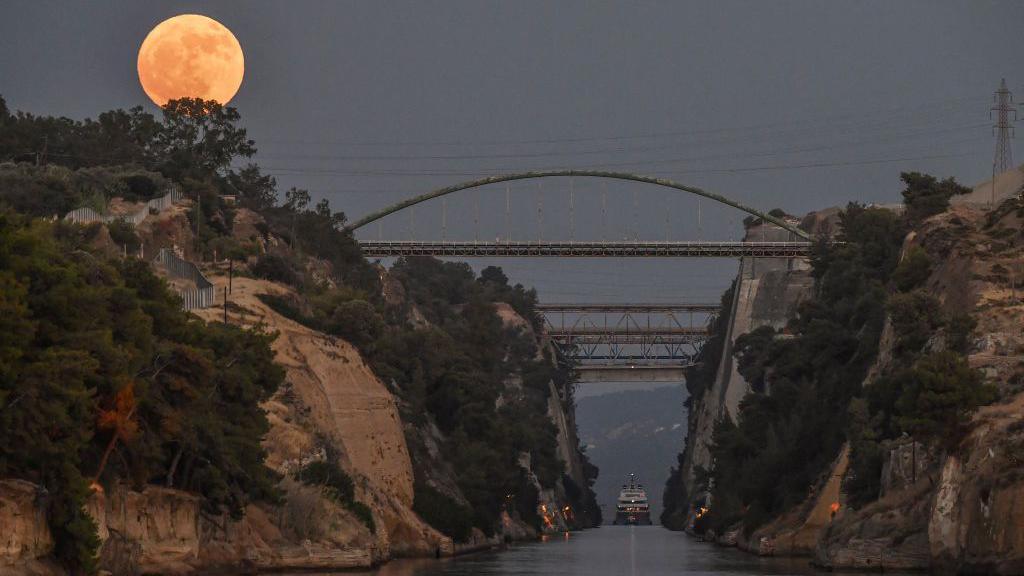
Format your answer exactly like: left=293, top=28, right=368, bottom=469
left=537, top=303, right=719, bottom=383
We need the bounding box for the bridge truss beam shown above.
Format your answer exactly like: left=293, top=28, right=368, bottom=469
left=359, top=240, right=812, bottom=258
left=539, top=304, right=713, bottom=378
left=536, top=303, right=721, bottom=314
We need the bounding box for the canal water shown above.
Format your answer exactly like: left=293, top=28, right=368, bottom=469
left=341, top=527, right=823, bottom=576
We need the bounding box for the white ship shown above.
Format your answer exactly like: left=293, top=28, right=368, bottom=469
left=612, top=474, right=652, bottom=525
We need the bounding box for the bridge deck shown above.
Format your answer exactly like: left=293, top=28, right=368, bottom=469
left=359, top=240, right=812, bottom=258
left=537, top=303, right=720, bottom=313
left=549, top=326, right=709, bottom=337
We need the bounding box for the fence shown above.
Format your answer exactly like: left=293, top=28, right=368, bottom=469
left=153, top=248, right=216, bottom=310
left=63, top=186, right=183, bottom=226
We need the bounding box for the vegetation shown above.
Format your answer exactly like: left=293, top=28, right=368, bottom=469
left=0, top=212, right=283, bottom=572
left=0, top=93, right=601, bottom=569
left=412, top=482, right=475, bottom=542
left=660, top=281, right=735, bottom=529
left=666, top=169, right=992, bottom=535
left=899, top=171, right=970, bottom=225
left=296, top=460, right=376, bottom=533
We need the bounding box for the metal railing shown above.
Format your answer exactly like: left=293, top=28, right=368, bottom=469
left=63, top=186, right=183, bottom=227
left=359, top=240, right=813, bottom=258
left=152, top=248, right=215, bottom=310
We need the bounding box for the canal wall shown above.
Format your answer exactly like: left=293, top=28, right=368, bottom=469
left=676, top=216, right=818, bottom=508
left=672, top=186, right=1024, bottom=574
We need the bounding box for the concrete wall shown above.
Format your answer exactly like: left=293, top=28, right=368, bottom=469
left=680, top=219, right=815, bottom=501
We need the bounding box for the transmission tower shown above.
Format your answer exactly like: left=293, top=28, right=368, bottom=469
left=991, top=78, right=1016, bottom=174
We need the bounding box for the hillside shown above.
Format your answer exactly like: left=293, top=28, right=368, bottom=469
left=661, top=170, right=1024, bottom=573
left=0, top=97, right=600, bottom=576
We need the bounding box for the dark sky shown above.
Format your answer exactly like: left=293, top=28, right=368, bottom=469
left=3, top=0, right=1022, bottom=307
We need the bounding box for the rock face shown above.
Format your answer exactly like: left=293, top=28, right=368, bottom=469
left=0, top=480, right=55, bottom=576
left=0, top=276, right=447, bottom=575
left=192, top=277, right=446, bottom=561
left=815, top=198, right=1024, bottom=574
left=677, top=218, right=815, bottom=508
left=817, top=394, right=1024, bottom=574
left=672, top=191, right=1024, bottom=573
left=1, top=271, right=597, bottom=574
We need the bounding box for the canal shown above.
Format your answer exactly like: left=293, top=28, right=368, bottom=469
left=341, top=527, right=825, bottom=576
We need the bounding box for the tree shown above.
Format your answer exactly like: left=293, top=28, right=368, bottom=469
left=888, top=290, right=943, bottom=358
left=897, top=351, right=996, bottom=450
left=284, top=187, right=311, bottom=212
left=900, top=172, right=970, bottom=224
left=228, top=164, right=277, bottom=210
left=892, top=245, right=932, bottom=292
left=734, top=326, right=777, bottom=392
left=328, top=299, right=384, bottom=349
left=157, top=98, right=256, bottom=178
left=93, top=382, right=139, bottom=485
left=478, top=266, right=509, bottom=287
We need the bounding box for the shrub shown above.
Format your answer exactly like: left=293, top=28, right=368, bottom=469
left=413, top=482, right=474, bottom=542
left=888, top=290, right=942, bottom=357
left=327, top=299, right=383, bottom=349
left=106, top=220, right=140, bottom=252
left=122, top=174, right=160, bottom=201
left=295, top=460, right=375, bottom=533
left=251, top=253, right=301, bottom=286
left=897, top=351, right=997, bottom=450
left=900, top=172, right=970, bottom=224
left=892, top=246, right=932, bottom=292
left=347, top=500, right=376, bottom=534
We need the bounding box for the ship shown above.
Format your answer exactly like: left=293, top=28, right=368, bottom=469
left=612, top=474, right=652, bottom=525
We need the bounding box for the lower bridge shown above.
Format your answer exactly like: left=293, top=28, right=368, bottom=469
left=538, top=303, right=716, bottom=383
left=574, top=363, right=691, bottom=383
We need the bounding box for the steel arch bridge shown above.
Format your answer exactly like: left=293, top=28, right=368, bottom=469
left=344, top=170, right=812, bottom=241
left=344, top=171, right=808, bottom=380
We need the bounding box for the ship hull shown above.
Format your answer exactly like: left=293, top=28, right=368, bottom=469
left=612, top=511, right=652, bottom=525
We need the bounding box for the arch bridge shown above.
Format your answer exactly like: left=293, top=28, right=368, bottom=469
left=346, top=171, right=808, bottom=380
left=345, top=170, right=812, bottom=259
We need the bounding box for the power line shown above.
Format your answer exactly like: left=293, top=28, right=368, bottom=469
left=254, top=94, right=980, bottom=148
left=254, top=117, right=985, bottom=164
left=263, top=148, right=978, bottom=179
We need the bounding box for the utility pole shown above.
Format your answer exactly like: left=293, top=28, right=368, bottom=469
left=990, top=78, right=1016, bottom=205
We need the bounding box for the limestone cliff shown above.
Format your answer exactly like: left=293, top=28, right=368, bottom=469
left=192, top=277, right=447, bottom=560
left=675, top=217, right=816, bottom=511
left=670, top=177, right=1024, bottom=573
left=0, top=274, right=450, bottom=575
left=1, top=203, right=598, bottom=574
left=814, top=194, right=1024, bottom=574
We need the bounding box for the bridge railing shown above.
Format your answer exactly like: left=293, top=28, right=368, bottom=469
left=359, top=240, right=813, bottom=258
left=152, top=248, right=216, bottom=310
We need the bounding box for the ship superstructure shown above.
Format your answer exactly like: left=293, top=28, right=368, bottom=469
left=612, top=474, right=652, bottom=525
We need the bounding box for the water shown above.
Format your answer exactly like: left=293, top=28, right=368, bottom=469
left=342, top=527, right=821, bottom=576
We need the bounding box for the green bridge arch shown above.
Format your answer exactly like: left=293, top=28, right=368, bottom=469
left=343, top=170, right=811, bottom=240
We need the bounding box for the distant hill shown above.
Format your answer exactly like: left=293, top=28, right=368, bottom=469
left=575, top=385, right=687, bottom=523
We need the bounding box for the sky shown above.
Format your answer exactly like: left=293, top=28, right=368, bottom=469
left=3, top=0, right=1022, bottom=337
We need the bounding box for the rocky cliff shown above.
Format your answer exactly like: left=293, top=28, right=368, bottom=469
left=813, top=194, right=1024, bottom=574
left=1, top=257, right=595, bottom=574
left=675, top=217, right=816, bottom=511
left=670, top=174, right=1024, bottom=573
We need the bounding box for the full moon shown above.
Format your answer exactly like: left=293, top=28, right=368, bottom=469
left=137, top=14, right=244, bottom=106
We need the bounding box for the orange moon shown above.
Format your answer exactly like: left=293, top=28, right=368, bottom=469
left=137, top=14, right=244, bottom=106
